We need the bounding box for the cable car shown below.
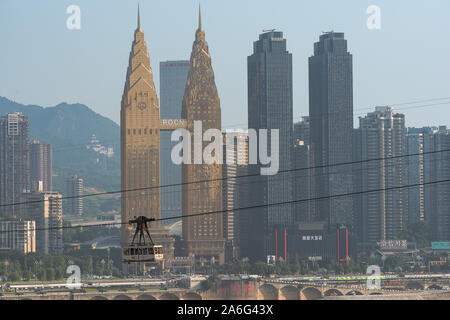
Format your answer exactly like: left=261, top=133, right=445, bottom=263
left=122, top=216, right=164, bottom=264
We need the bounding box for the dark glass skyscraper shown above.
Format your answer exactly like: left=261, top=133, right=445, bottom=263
left=309, top=32, right=353, bottom=227
left=243, top=31, right=293, bottom=261
left=159, top=60, right=189, bottom=225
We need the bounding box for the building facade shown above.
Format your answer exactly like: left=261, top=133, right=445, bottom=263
left=0, top=113, right=30, bottom=217
left=159, top=60, right=190, bottom=225
left=244, top=30, right=294, bottom=261
left=67, top=175, right=83, bottom=216
left=0, top=220, right=36, bottom=253
left=293, top=117, right=313, bottom=223
left=423, top=127, right=450, bottom=241
left=120, top=8, right=174, bottom=272
left=22, top=191, right=62, bottom=254
left=222, top=131, right=248, bottom=261
left=354, top=107, right=407, bottom=248
left=406, top=127, right=431, bottom=224
left=120, top=7, right=162, bottom=243
left=181, top=8, right=225, bottom=264
left=30, top=140, right=52, bottom=192
left=309, top=32, right=354, bottom=227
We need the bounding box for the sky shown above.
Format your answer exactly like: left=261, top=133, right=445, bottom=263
left=0, top=0, right=449, bottom=128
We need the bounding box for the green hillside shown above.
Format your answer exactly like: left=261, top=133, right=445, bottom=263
left=0, top=97, right=121, bottom=214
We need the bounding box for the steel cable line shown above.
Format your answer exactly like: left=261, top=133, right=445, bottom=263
left=224, top=97, right=450, bottom=128
left=26, top=97, right=450, bottom=150
left=104, top=152, right=447, bottom=206
left=156, top=178, right=450, bottom=223
left=1, top=147, right=449, bottom=210
left=1, top=177, right=449, bottom=235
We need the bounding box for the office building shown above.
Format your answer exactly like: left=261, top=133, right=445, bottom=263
left=120, top=7, right=174, bottom=272
left=244, top=30, right=294, bottom=261
left=159, top=60, right=189, bottom=225
left=181, top=7, right=225, bottom=264
left=293, top=117, right=313, bottom=223
left=309, top=32, right=353, bottom=227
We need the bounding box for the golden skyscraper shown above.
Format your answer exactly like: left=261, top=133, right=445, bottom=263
left=120, top=6, right=161, bottom=246
left=181, top=6, right=225, bottom=264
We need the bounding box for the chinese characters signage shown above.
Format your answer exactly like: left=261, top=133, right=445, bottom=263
left=302, top=235, right=323, bottom=241
left=432, top=242, right=450, bottom=250
left=379, top=240, right=408, bottom=250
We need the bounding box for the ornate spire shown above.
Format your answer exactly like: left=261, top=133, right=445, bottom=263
left=198, top=4, right=202, bottom=31
left=137, top=3, right=141, bottom=30
left=195, top=4, right=205, bottom=42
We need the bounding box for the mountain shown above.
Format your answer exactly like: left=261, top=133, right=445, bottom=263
left=0, top=97, right=120, bottom=195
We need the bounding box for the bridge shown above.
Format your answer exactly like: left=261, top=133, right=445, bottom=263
left=1, top=289, right=201, bottom=301
left=1, top=278, right=449, bottom=300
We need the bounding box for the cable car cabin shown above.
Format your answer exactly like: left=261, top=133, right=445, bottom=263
left=122, top=245, right=164, bottom=264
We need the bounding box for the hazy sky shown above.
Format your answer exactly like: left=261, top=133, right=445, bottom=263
left=0, top=0, right=449, bottom=128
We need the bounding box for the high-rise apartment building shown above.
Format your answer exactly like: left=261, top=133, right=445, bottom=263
left=423, top=127, right=450, bottom=241
left=0, top=113, right=30, bottom=217
left=160, top=60, right=190, bottom=225
left=406, top=127, right=434, bottom=224
left=30, top=140, right=52, bottom=192
left=21, top=191, right=63, bottom=254
left=245, top=30, right=294, bottom=261
left=309, top=32, right=354, bottom=227
left=0, top=220, right=36, bottom=253
left=67, top=175, right=83, bottom=216
left=354, top=107, right=407, bottom=248
left=222, top=131, right=248, bottom=261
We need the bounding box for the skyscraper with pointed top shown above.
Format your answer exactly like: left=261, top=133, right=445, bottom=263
left=120, top=6, right=161, bottom=247
left=181, top=6, right=225, bottom=264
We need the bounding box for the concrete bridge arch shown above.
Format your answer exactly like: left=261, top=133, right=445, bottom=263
left=345, top=290, right=363, bottom=296
left=159, top=293, right=180, bottom=300
left=324, top=289, right=344, bottom=297
left=427, top=284, right=443, bottom=291
left=279, top=285, right=300, bottom=300
left=257, top=284, right=278, bottom=300
left=136, top=294, right=157, bottom=300
left=301, top=287, right=323, bottom=300
left=181, top=292, right=202, bottom=300
left=113, top=294, right=132, bottom=300
left=406, top=281, right=425, bottom=290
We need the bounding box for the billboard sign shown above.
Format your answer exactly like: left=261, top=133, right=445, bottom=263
left=378, top=240, right=408, bottom=251
left=431, top=242, right=450, bottom=250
